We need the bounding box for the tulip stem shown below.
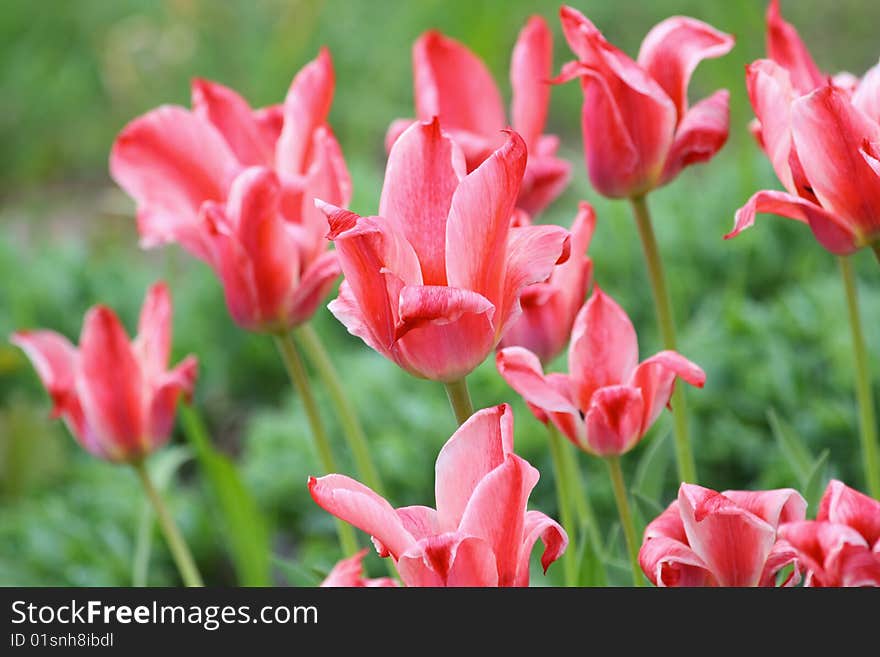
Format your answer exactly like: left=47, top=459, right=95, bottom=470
left=444, top=378, right=475, bottom=425
left=546, top=425, right=579, bottom=586
left=629, top=194, right=697, bottom=484
left=604, top=456, right=643, bottom=587
left=838, top=256, right=880, bottom=498
left=132, top=460, right=203, bottom=587
left=274, top=333, right=359, bottom=556
left=556, top=426, right=603, bottom=562
left=295, top=324, right=386, bottom=497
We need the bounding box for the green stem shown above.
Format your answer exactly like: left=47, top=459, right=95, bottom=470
left=629, top=194, right=698, bottom=484
left=546, top=426, right=578, bottom=586
left=556, top=428, right=603, bottom=561
left=872, top=243, right=880, bottom=265
left=133, top=460, right=203, bottom=587
left=605, top=456, right=643, bottom=587
left=274, top=333, right=359, bottom=556
left=838, top=256, right=880, bottom=497
left=295, top=324, right=386, bottom=497
left=444, top=378, right=475, bottom=425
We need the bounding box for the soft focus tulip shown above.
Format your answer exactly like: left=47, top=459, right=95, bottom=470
left=556, top=6, right=734, bottom=198
left=779, top=480, right=880, bottom=586
left=321, top=119, right=570, bottom=383
left=309, top=404, right=567, bottom=587
left=497, top=202, right=595, bottom=365
left=110, top=49, right=350, bottom=331
left=496, top=287, right=704, bottom=456
left=727, top=1, right=880, bottom=254
left=10, top=282, right=197, bottom=463
left=639, top=483, right=806, bottom=587
left=320, top=549, right=398, bottom=587
left=386, top=17, right=571, bottom=216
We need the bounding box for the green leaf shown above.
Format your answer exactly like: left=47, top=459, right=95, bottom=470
left=803, top=449, right=830, bottom=515
left=767, top=408, right=812, bottom=484
left=576, top=525, right=607, bottom=587
left=632, top=490, right=665, bottom=521
left=632, top=429, right=672, bottom=503
left=180, top=404, right=272, bottom=586
left=272, top=555, right=323, bottom=587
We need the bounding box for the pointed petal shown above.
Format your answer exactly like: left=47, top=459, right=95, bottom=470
left=146, top=354, right=197, bottom=447
left=192, top=78, right=271, bottom=166
left=721, top=488, right=807, bottom=528
left=321, top=548, right=382, bottom=587
left=510, top=16, right=552, bottom=149
left=853, top=62, right=880, bottom=124
left=660, top=90, right=730, bottom=185
left=519, top=509, right=568, bottom=585
left=629, top=350, right=705, bottom=436
left=134, top=281, right=172, bottom=379
left=637, top=16, right=734, bottom=120
left=253, top=104, right=284, bottom=153
left=818, top=480, right=880, bottom=546
left=517, top=146, right=572, bottom=216
left=11, top=330, right=79, bottom=419
left=384, top=118, right=415, bottom=154
left=308, top=474, right=415, bottom=560
left=286, top=250, right=341, bottom=327
left=495, top=347, right=580, bottom=416
left=766, top=0, right=825, bottom=94
left=413, top=30, right=506, bottom=138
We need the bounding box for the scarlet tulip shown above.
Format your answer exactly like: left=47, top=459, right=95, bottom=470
left=309, top=404, right=567, bottom=587
left=10, top=282, right=197, bottom=463
left=639, top=483, right=806, bottom=587
left=386, top=17, right=571, bottom=216
left=321, top=119, right=570, bottom=383
left=779, top=480, right=880, bottom=587
left=497, top=202, right=595, bottom=365
left=320, top=549, right=398, bottom=587
left=556, top=6, right=734, bottom=198
left=496, top=286, right=704, bottom=456
left=110, top=49, right=350, bottom=331
left=727, top=1, right=880, bottom=254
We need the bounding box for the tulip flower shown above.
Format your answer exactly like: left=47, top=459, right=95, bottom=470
left=309, top=404, right=567, bottom=587
left=386, top=17, right=571, bottom=216
left=320, top=118, right=570, bottom=422
left=640, top=483, right=807, bottom=587
left=110, top=48, right=350, bottom=333
left=11, top=282, right=197, bottom=463
left=779, top=480, right=880, bottom=587
left=320, top=549, right=398, bottom=587
left=497, top=201, right=595, bottom=365
left=556, top=6, right=734, bottom=199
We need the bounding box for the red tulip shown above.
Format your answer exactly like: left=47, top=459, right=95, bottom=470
left=320, top=119, right=570, bottom=383
left=497, top=202, right=595, bottom=365
left=309, top=404, right=567, bottom=587
left=727, top=1, right=880, bottom=254
left=110, top=49, right=350, bottom=331
left=639, top=483, right=806, bottom=587
left=778, top=480, right=880, bottom=587
left=10, top=283, right=197, bottom=463
left=386, top=17, right=571, bottom=216
left=496, top=287, right=704, bottom=456
left=556, top=6, right=734, bottom=198
left=320, top=548, right=398, bottom=587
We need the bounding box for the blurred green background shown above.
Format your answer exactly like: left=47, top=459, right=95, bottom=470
left=2, top=0, right=879, bottom=585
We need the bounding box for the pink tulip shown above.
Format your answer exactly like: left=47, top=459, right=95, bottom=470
left=10, top=282, right=197, bottom=463
left=320, top=119, right=570, bottom=383
left=556, top=6, right=734, bottom=198
left=309, top=404, right=567, bottom=587
left=110, top=49, right=350, bottom=331
left=497, top=201, right=595, bottom=365
left=386, top=17, right=571, bottom=216
left=320, top=549, right=398, bottom=587
left=639, top=483, right=806, bottom=587
left=779, top=480, right=880, bottom=587
left=496, top=287, right=704, bottom=456
left=727, top=1, right=880, bottom=254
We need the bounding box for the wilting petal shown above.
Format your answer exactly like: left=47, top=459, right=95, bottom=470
left=727, top=189, right=859, bottom=255
left=146, top=355, right=197, bottom=447
left=637, top=16, right=734, bottom=120
left=519, top=509, right=568, bottom=585
left=412, top=30, right=506, bottom=139
left=192, top=78, right=272, bottom=166
left=640, top=535, right=713, bottom=587
left=308, top=474, right=415, bottom=560
left=379, top=119, right=466, bottom=285
left=568, top=287, right=638, bottom=411
left=510, top=16, right=552, bottom=150
left=435, top=404, right=513, bottom=531
left=397, top=534, right=499, bottom=587
left=660, top=90, right=730, bottom=186
left=853, top=62, right=880, bottom=123
left=286, top=251, right=341, bottom=327
left=678, top=484, right=777, bottom=587
left=628, top=350, right=705, bottom=436
left=758, top=539, right=802, bottom=587
left=584, top=385, right=644, bottom=455
left=766, top=0, right=825, bottom=94
left=818, top=480, right=880, bottom=546
left=791, top=86, right=880, bottom=243
left=134, top=281, right=172, bottom=379
left=721, top=488, right=807, bottom=528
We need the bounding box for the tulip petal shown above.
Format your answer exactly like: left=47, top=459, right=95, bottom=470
left=758, top=539, right=802, bottom=587
left=818, top=480, right=880, bottom=547
left=495, top=347, right=580, bottom=415
left=517, top=145, right=572, bottom=216
left=192, top=78, right=272, bottom=166
left=520, top=509, right=568, bottom=584
left=434, top=404, right=513, bottom=532
left=510, top=16, right=552, bottom=150
left=637, top=16, right=734, bottom=120
left=766, top=0, right=825, bottom=94
left=397, top=534, right=499, bottom=587
left=721, top=488, right=807, bottom=528
left=134, top=281, right=172, bottom=380
left=779, top=520, right=869, bottom=586
left=147, top=354, right=197, bottom=447
left=11, top=330, right=80, bottom=420
left=378, top=119, right=466, bottom=285
left=660, top=90, right=730, bottom=186
left=253, top=104, right=284, bottom=153
left=320, top=548, right=398, bottom=587
left=639, top=535, right=713, bottom=587
left=384, top=118, right=415, bottom=154
left=413, top=30, right=506, bottom=139
left=852, top=62, right=880, bottom=124
left=286, top=250, right=341, bottom=327
left=568, top=287, right=638, bottom=411
left=629, top=350, right=705, bottom=436
left=584, top=385, right=644, bottom=456
left=308, top=474, right=415, bottom=560
left=327, top=281, right=385, bottom=355
left=727, top=189, right=859, bottom=255
left=396, top=505, right=440, bottom=542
